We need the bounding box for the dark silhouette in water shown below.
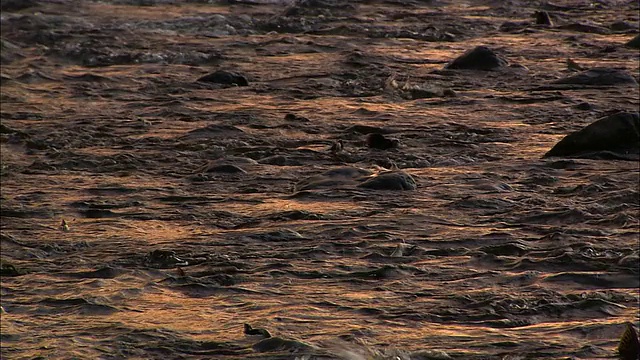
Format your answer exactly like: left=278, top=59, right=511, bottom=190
left=445, top=46, right=508, bottom=70
left=618, top=323, right=639, bottom=360
left=553, top=68, right=638, bottom=86
left=534, top=11, right=553, bottom=26
left=544, top=112, right=639, bottom=160
left=367, top=133, right=399, bottom=150
left=244, top=323, right=272, bottom=338
left=197, top=70, right=249, bottom=86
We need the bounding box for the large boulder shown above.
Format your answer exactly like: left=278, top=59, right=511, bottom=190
left=544, top=112, right=640, bottom=160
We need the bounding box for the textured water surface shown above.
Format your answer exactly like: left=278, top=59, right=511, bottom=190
left=1, top=0, right=639, bottom=359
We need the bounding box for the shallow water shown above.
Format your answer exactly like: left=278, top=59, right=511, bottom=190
left=1, top=0, right=639, bottom=359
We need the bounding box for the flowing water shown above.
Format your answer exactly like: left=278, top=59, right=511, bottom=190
left=1, top=0, right=639, bottom=359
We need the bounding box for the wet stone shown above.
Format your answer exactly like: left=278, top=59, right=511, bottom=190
left=1, top=0, right=39, bottom=11
left=250, top=229, right=304, bottom=242
left=244, top=323, right=271, bottom=338
left=252, top=336, right=313, bottom=353
left=444, top=46, right=508, bottom=70
left=575, top=102, right=593, bottom=110
left=366, top=133, right=399, bottom=150
left=294, top=166, right=373, bottom=191
left=544, top=112, right=640, bottom=160
left=626, top=34, right=640, bottom=49
left=203, top=164, right=247, bottom=174
left=552, top=68, right=638, bottom=86
left=144, top=250, right=188, bottom=269
left=345, top=124, right=389, bottom=134
left=196, top=70, right=249, bottom=86
left=357, top=171, right=417, bottom=191
left=609, top=21, right=637, bottom=31
left=284, top=113, right=310, bottom=122
left=258, top=155, right=288, bottom=166
left=0, top=262, right=27, bottom=276
left=534, top=11, right=553, bottom=26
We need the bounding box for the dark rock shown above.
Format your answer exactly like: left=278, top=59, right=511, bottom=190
left=367, top=133, right=399, bottom=150
left=618, top=322, right=639, bottom=360
left=557, top=23, right=610, bottom=34
left=626, top=34, right=640, bottom=49
left=444, top=46, right=508, bottom=71
left=283, top=113, right=309, bottom=122
left=544, top=112, right=640, bottom=160
left=408, top=88, right=442, bottom=99
left=345, top=124, right=388, bottom=134
left=144, top=250, right=188, bottom=269
left=443, top=89, right=457, bottom=97
left=575, top=102, right=593, bottom=110
left=197, top=70, right=249, bottom=86
left=203, top=164, right=247, bottom=174
left=1, top=0, right=38, bottom=11
left=322, top=167, right=373, bottom=179
left=358, top=171, right=417, bottom=191
left=534, top=11, right=553, bottom=26
left=499, top=21, right=527, bottom=32
left=244, top=324, right=271, bottom=338
left=0, top=123, right=20, bottom=134
left=258, top=155, right=289, bottom=166
left=251, top=229, right=304, bottom=242
left=0, top=38, right=24, bottom=65
left=552, top=68, right=638, bottom=86
left=294, top=167, right=373, bottom=191
left=609, top=21, right=637, bottom=31
left=0, top=262, right=27, bottom=276
left=252, top=336, right=313, bottom=352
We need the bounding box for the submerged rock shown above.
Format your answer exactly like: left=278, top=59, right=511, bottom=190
left=366, top=133, right=399, bottom=150
left=252, top=336, right=313, bottom=352
left=534, top=11, right=553, bottom=26
left=444, top=46, right=508, bottom=70
left=244, top=323, right=271, bottom=339
left=618, top=323, right=639, bottom=360
left=552, top=68, right=637, bottom=86
left=295, top=167, right=372, bottom=191
left=202, top=163, right=247, bottom=174
left=544, top=112, right=639, bottom=160
left=197, top=70, right=249, bottom=86
left=358, top=171, right=417, bottom=191
left=626, top=34, right=640, bottom=49
left=295, top=167, right=416, bottom=191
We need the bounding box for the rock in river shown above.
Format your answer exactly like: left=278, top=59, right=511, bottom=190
left=358, top=171, right=417, bottom=191
left=626, top=34, right=640, bottom=49
left=366, top=133, right=399, bottom=150
left=552, top=68, right=637, bottom=86
left=444, top=46, right=508, bottom=70
left=544, top=112, right=639, bottom=160
left=197, top=70, right=249, bottom=86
